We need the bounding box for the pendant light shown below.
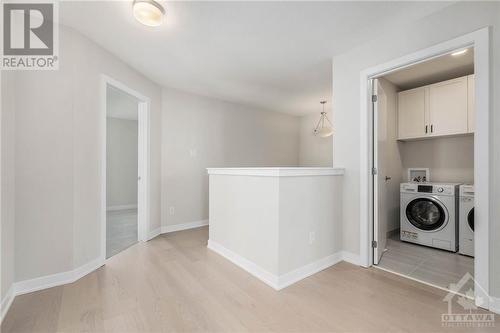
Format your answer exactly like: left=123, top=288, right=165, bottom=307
left=133, top=0, right=165, bottom=27
left=313, top=101, right=333, bottom=138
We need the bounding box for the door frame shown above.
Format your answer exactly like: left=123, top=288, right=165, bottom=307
left=371, top=78, right=382, bottom=264
left=100, top=75, right=151, bottom=261
left=359, top=28, right=491, bottom=309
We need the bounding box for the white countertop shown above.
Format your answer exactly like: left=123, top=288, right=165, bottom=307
left=206, top=167, right=345, bottom=177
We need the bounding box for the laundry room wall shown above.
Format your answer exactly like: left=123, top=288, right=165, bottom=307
left=399, top=136, right=474, bottom=184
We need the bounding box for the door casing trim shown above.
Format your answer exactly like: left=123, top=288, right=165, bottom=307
left=100, top=75, right=151, bottom=262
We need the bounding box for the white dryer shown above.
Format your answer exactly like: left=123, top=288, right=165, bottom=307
left=459, top=184, right=474, bottom=257
left=400, top=182, right=460, bottom=252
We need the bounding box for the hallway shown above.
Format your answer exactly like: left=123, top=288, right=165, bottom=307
left=2, top=227, right=496, bottom=332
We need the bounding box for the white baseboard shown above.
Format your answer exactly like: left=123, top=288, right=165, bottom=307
left=0, top=284, right=15, bottom=323
left=207, top=240, right=279, bottom=289
left=1, top=219, right=208, bottom=323
left=490, top=296, right=500, bottom=315
left=0, top=257, right=104, bottom=324
left=15, top=257, right=104, bottom=296
left=106, top=204, right=137, bottom=211
left=162, top=219, right=208, bottom=234
left=277, top=252, right=343, bottom=290
left=149, top=219, right=208, bottom=240
left=148, top=227, right=161, bottom=240
left=341, top=251, right=361, bottom=266
left=207, top=240, right=345, bottom=290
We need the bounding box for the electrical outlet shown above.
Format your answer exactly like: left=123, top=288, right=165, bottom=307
left=189, top=148, right=197, bottom=157
left=309, top=231, right=315, bottom=244
left=169, top=206, right=175, bottom=215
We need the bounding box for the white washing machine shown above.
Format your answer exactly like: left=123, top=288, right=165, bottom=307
left=459, top=184, right=474, bottom=257
left=400, top=182, right=460, bottom=252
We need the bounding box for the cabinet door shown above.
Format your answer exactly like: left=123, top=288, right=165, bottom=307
left=428, top=77, right=468, bottom=136
left=397, top=87, right=426, bottom=139
left=467, top=74, right=475, bottom=133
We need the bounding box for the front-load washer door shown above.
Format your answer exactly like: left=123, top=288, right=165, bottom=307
left=405, top=197, right=448, bottom=231
left=468, top=207, right=474, bottom=231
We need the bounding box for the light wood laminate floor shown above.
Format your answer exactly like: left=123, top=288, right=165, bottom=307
left=2, top=227, right=497, bottom=333
left=378, top=233, right=474, bottom=292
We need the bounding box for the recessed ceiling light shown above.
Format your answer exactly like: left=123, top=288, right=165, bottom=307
left=451, top=49, right=468, bottom=56
left=133, top=0, right=165, bottom=27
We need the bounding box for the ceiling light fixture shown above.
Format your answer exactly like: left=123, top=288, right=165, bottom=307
left=451, top=49, right=468, bottom=56
left=133, top=0, right=165, bottom=27
left=314, top=101, right=333, bottom=138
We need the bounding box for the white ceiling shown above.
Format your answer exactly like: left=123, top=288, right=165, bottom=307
left=107, top=86, right=139, bottom=120
left=60, top=1, right=452, bottom=115
left=384, top=47, right=474, bottom=90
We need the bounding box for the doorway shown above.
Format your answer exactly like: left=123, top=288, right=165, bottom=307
left=360, top=28, right=491, bottom=310
left=101, top=76, right=150, bottom=260
left=106, top=86, right=140, bottom=258
left=372, top=50, right=475, bottom=293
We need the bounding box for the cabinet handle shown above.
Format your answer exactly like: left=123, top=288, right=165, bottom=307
left=425, top=125, right=428, bottom=134
left=431, top=125, right=433, bottom=133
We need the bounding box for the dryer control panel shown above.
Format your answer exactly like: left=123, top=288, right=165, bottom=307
left=459, top=184, right=475, bottom=197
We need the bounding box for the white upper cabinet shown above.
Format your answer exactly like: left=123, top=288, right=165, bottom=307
left=397, top=75, right=473, bottom=140
left=428, top=77, right=468, bottom=136
left=397, top=87, right=427, bottom=140
left=467, top=74, right=475, bottom=133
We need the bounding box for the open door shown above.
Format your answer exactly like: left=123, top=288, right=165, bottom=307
left=373, top=79, right=388, bottom=265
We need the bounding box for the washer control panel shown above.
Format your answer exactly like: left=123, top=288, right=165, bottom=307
left=400, top=183, right=457, bottom=195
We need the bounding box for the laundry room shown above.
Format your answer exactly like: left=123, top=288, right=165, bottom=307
left=372, top=47, right=475, bottom=293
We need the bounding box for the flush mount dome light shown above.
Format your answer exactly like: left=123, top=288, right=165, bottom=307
left=133, top=0, right=165, bottom=27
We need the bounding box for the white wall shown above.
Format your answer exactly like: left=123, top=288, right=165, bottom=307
left=298, top=113, right=333, bottom=167
left=400, top=136, right=474, bottom=184
left=106, top=118, right=138, bottom=208
left=378, top=78, right=403, bottom=232
left=161, top=88, right=300, bottom=227
left=3, top=24, right=163, bottom=282
left=1, top=22, right=300, bottom=289
left=1, top=72, right=15, bottom=308
left=332, top=1, right=500, bottom=297
left=208, top=172, right=343, bottom=282
left=209, top=175, right=280, bottom=275
left=278, top=175, right=343, bottom=274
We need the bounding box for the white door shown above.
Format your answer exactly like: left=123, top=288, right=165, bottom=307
left=428, top=76, right=468, bottom=136
left=397, top=87, right=427, bottom=139
left=373, top=79, right=388, bottom=265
